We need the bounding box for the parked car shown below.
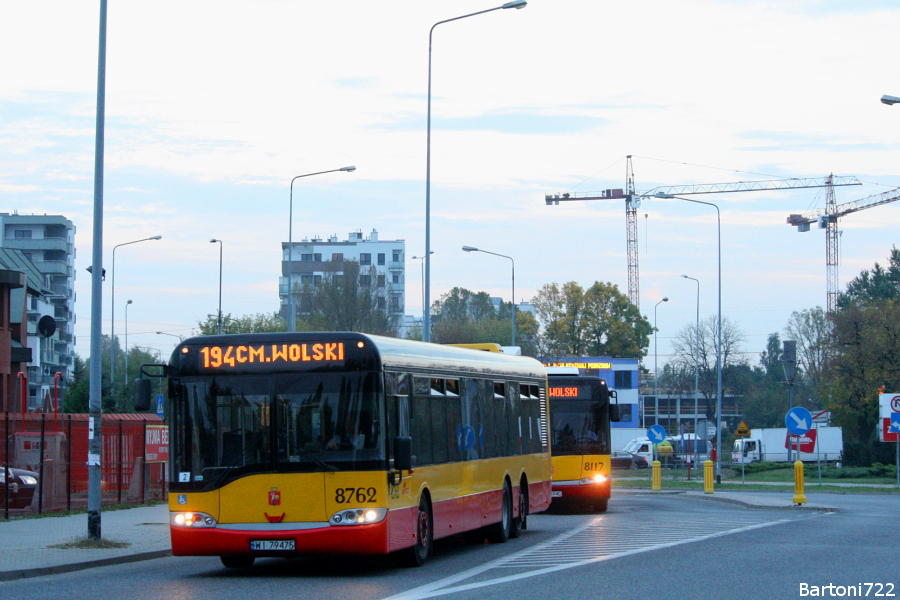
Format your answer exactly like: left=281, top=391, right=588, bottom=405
left=0, top=465, right=39, bottom=509
left=611, top=450, right=649, bottom=470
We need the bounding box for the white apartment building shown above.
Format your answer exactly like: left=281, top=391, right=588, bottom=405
left=281, top=229, right=405, bottom=324
left=0, top=214, right=76, bottom=404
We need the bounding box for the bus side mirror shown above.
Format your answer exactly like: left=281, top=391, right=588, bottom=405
left=609, top=404, right=621, bottom=422
left=394, top=436, right=412, bottom=471
left=134, top=378, right=152, bottom=411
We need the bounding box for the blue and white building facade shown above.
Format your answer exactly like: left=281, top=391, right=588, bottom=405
left=541, top=356, right=640, bottom=429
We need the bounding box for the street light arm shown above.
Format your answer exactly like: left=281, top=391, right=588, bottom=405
left=287, top=167, right=356, bottom=333
left=424, top=2, right=526, bottom=343
left=461, top=246, right=516, bottom=345
left=669, top=194, right=723, bottom=482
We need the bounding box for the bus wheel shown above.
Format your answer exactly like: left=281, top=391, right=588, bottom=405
left=488, top=481, right=512, bottom=544
left=510, top=482, right=527, bottom=538
left=220, top=555, right=255, bottom=569
left=594, top=499, right=609, bottom=513
left=403, top=495, right=432, bottom=567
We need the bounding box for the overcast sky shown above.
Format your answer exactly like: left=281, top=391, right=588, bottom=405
left=3, top=0, right=900, bottom=368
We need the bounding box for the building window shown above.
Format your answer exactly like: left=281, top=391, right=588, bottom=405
left=392, top=273, right=400, bottom=284
left=314, top=275, right=322, bottom=286
left=22, top=252, right=32, bottom=260
left=390, top=296, right=401, bottom=312
left=615, top=370, right=633, bottom=389
left=360, top=253, right=371, bottom=265
left=393, top=251, right=401, bottom=262
left=378, top=253, right=385, bottom=265
left=332, top=253, right=343, bottom=262
left=314, top=253, right=322, bottom=262
left=377, top=274, right=385, bottom=288
left=377, top=297, right=386, bottom=309
left=15, top=230, right=32, bottom=239
left=301, top=253, right=313, bottom=261
left=359, top=274, right=371, bottom=287
left=301, top=275, right=312, bottom=285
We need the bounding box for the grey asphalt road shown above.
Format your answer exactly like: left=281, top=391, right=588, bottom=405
left=1, top=492, right=895, bottom=600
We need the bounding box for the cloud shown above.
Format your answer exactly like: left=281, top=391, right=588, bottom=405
left=373, top=109, right=608, bottom=135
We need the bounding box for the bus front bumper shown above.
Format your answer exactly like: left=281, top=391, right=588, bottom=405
left=170, top=513, right=406, bottom=557
left=551, top=478, right=611, bottom=502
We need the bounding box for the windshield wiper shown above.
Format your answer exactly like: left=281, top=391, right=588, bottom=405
left=295, top=448, right=338, bottom=472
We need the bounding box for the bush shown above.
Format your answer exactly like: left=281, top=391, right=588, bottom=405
left=729, top=461, right=791, bottom=476
left=842, top=440, right=896, bottom=467
left=867, top=463, right=898, bottom=478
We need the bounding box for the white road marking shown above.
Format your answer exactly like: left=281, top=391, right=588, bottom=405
left=385, top=512, right=817, bottom=600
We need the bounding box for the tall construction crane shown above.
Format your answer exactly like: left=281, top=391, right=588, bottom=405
left=787, top=176, right=900, bottom=312
left=546, top=155, right=861, bottom=312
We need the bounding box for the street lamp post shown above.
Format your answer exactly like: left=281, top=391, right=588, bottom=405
left=155, top=331, right=183, bottom=340
left=423, top=0, right=527, bottom=343
left=124, top=299, right=132, bottom=388
left=653, top=297, right=669, bottom=426
left=111, top=235, right=161, bottom=394
left=288, top=167, right=356, bottom=332
left=657, top=193, right=722, bottom=482
left=881, top=95, right=900, bottom=105
left=681, top=275, right=701, bottom=435
left=411, top=252, right=434, bottom=334
left=210, top=239, right=223, bottom=335
left=462, top=246, right=516, bottom=346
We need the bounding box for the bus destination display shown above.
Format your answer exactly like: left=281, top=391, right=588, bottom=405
left=548, top=386, right=582, bottom=398
left=196, top=342, right=346, bottom=369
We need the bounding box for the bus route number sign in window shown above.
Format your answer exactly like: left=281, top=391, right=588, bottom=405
left=197, top=342, right=346, bottom=369
left=548, top=386, right=580, bottom=398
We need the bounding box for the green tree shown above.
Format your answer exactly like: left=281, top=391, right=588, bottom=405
left=783, top=306, right=829, bottom=391
left=532, top=281, right=650, bottom=358
left=296, top=260, right=398, bottom=336
left=63, top=354, right=89, bottom=413
left=61, top=342, right=161, bottom=413
left=196, top=312, right=286, bottom=335
left=820, top=299, right=900, bottom=445
left=837, top=246, right=900, bottom=308
left=430, top=287, right=512, bottom=346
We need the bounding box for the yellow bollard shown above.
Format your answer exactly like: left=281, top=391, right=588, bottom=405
left=652, top=460, right=661, bottom=491
left=703, top=459, right=714, bottom=494
left=793, top=460, right=807, bottom=505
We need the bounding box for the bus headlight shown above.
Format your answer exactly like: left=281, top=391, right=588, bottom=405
left=330, top=508, right=387, bottom=526
left=580, top=474, right=607, bottom=485
left=171, top=511, right=217, bottom=528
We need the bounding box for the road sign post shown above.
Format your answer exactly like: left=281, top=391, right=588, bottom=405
left=735, top=421, right=750, bottom=484
left=891, top=412, right=900, bottom=489
left=647, top=424, right=667, bottom=479
left=786, top=407, right=812, bottom=468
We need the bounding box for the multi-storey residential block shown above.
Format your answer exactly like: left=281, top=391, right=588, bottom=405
left=280, top=229, right=405, bottom=324
left=0, top=213, right=76, bottom=401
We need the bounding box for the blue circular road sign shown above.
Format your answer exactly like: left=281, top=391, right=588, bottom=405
left=648, top=424, right=667, bottom=444
left=785, top=407, right=812, bottom=436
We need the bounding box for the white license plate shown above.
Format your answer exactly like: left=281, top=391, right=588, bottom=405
left=250, top=540, right=295, bottom=551
left=551, top=491, right=563, bottom=498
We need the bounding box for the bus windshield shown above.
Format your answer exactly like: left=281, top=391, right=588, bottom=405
left=171, top=371, right=384, bottom=489
left=550, top=399, right=611, bottom=456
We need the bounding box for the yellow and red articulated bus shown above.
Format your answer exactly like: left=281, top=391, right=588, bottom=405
left=137, top=332, right=550, bottom=569
left=546, top=370, right=617, bottom=512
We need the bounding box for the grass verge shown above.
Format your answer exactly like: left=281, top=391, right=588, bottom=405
left=48, top=536, right=131, bottom=550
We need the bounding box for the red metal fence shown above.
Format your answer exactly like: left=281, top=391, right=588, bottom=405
left=2, top=412, right=168, bottom=518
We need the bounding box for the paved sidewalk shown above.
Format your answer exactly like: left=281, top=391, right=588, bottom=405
left=0, top=504, right=171, bottom=582
left=614, top=486, right=840, bottom=511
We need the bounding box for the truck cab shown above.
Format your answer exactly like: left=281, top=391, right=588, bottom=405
left=732, top=438, right=760, bottom=464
